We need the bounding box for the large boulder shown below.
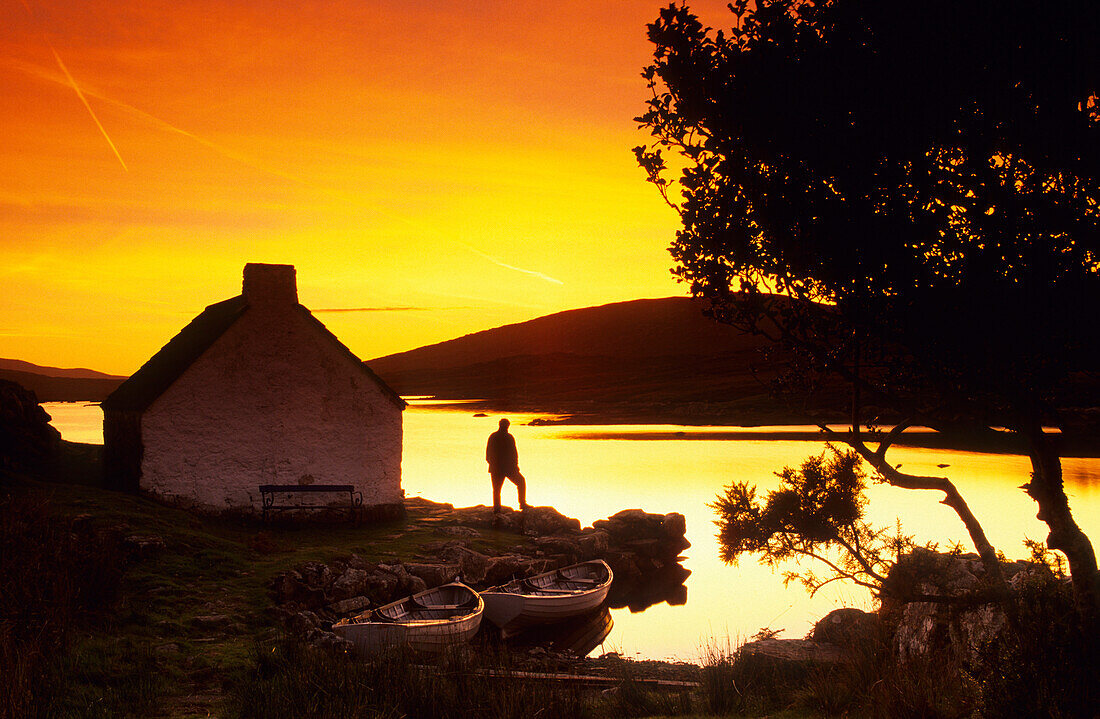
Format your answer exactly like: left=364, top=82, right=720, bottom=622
left=0, top=380, right=60, bottom=471
left=379, top=562, right=428, bottom=596
left=593, top=509, right=690, bottom=560
left=297, top=561, right=336, bottom=592
left=439, top=545, right=493, bottom=585
left=271, top=569, right=327, bottom=608
left=403, top=561, right=461, bottom=588
left=740, top=638, right=849, bottom=666
left=885, top=548, right=1051, bottom=664
left=811, top=608, right=885, bottom=650
left=329, top=567, right=372, bottom=601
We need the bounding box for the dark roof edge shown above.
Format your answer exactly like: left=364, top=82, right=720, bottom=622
left=103, top=296, right=406, bottom=413
left=103, top=295, right=249, bottom=412
left=295, top=306, right=407, bottom=409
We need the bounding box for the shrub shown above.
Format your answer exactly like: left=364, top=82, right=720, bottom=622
left=972, top=573, right=1098, bottom=719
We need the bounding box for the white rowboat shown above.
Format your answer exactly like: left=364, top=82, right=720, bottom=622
left=480, top=559, right=613, bottom=635
left=333, top=582, right=483, bottom=654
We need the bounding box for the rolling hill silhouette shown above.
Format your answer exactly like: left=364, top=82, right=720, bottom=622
left=368, top=297, right=841, bottom=424
left=0, top=359, right=125, bottom=402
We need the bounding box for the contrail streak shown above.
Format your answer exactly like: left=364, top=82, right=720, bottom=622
left=48, top=45, right=127, bottom=171
left=20, top=0, right=127, bottom=171
left=462, top=244, right=565, bottom=285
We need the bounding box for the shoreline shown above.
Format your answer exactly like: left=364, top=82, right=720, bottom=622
left=420, top=400, right=1100, bottom=458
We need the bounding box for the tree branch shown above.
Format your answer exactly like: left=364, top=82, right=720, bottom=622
left=822, top=425, right=1007, bottom=592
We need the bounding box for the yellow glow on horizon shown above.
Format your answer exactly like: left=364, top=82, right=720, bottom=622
left=2, top=0, right=740, bottom=375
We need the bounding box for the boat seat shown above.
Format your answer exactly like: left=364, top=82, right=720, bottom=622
left=559, top=575, right=599, bottom=585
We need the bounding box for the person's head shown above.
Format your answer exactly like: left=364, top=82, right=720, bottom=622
left=498, top=418, right=510, bottom=430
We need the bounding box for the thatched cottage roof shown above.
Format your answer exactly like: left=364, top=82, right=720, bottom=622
left=102, top=293, right=405, bottom=413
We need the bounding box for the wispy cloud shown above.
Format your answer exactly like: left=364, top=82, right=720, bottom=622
left=19, top=0, right=127, bottom=171
left=312, top=306, right=464, bottom=313
left=461, top=244, right=564, bottom=285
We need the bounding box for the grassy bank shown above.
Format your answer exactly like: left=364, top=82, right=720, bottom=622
left=2, top=448, right=722, bottom=718
left=5, top=443, right=1089, bottom=718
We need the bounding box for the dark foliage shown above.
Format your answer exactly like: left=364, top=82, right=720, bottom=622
left=636, top=0, right=1100, bottom=620
left=973, top=574, right=1099, bottom=719
left=712, top=447, right=918, bottom=594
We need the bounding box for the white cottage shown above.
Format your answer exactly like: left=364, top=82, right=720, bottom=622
left=102, top=263, right=405, bottom=517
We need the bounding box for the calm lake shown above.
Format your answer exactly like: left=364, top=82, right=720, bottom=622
left=43, top=401, right=1100, bottom=662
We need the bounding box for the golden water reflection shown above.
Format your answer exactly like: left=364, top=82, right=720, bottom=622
left=43, top=401, right=1100, bottom=662
left=401, top=404, right=1099, bottom=661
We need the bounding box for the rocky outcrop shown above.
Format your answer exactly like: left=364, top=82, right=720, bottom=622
left=269, top=502, right=693, bottom=648
left=811, top=607, right=885, bottom=650
left=884, top=548, right=1054, bottom=664
left=0, top=379, right=60, bottom=472
left=739, top=638, right=850, bottom=665
left=734, top=608, right=883, bottom=675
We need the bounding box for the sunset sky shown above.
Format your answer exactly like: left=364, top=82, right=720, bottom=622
left=2, top=0, right=734, bottom=376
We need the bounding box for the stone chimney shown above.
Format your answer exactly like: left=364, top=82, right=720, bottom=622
left=243, top=263, right=297, bottom=307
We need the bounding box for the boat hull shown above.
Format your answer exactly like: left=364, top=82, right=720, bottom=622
left=333, top=582, right=484, bottom=654
left=481, top=560, right=613, bottom=634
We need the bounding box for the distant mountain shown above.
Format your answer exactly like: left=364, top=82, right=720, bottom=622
left=0, top=359, right=125, bottom=402
left=368, top=297, right=844, bottom=424
left=0, top=359, right=124, bottom=380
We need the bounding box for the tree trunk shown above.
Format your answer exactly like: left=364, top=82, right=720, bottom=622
left=1023, top=427, right=1100, bottom=627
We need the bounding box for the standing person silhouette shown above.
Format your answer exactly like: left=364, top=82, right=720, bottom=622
left=486, top=418, right=528, bottom=512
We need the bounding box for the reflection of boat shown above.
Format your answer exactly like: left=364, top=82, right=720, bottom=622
left=333, top=582, right=483, bottom=653
left=481, top=560, right=613, bottom=634
left=510, top=606, right=614, bottom=657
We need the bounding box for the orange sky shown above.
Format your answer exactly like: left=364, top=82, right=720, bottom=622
left=1, top=0, right=732, bottom=375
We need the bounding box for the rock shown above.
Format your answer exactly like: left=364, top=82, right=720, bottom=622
left=483, top=555, right=534, bottom=586
left=297, top=561, right=335, bottom=592
left=381, top=563, right=428, bottom=595
left=271, top=569, right=328, bottom=608
left=0, top=379, right=60, bottom=469
left=439, top=545, right=492, bottom=585
left=811, top=608, right=884, bottom=650
left=602, top=550, right=642, bottom=584
left=404, top=562, right=461, bottom=587
left=576, top=530, right=610, bottom=559
left=608, top=508, right=652, bottom=525
left=593, top=508, right=689, bottom=560
left=741, top=638, right=849, bottom=665
left=661, top=512, right=687, bottom=539
left=330, top=568, right=371, bottom=600
left=360, top=570, right=400, bottom=604
left=287, top=610, right=324, bottom=634
left=311, top=630, right=355, bottom=654
left=886, top=549, right=1027, bottom=665
left=327, top=596, right=370, bottom=616
left=522, top=506, right=582, bottom=535
left=534, top=535, right=582, bottom=559
left=271, top=570, right=305, bottom=602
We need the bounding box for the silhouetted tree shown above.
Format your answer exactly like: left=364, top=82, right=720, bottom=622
left=711, top=447, right=926, bottom=596
left=635, top=0, right=1100, bottom=622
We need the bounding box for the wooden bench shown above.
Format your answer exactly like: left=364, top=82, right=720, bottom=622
left=259, top=484, right=362, bottom=522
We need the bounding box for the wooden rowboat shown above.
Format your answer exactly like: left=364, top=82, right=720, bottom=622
left=480, top=560, right=613, bottom=635
left=333, top=582, right=483, bottom=654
